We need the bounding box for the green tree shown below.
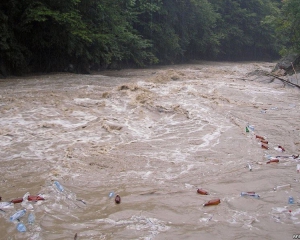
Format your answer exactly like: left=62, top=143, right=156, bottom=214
left=210, top=0, right=280, bottom=60
left=275, top=0, right=300, bottom=55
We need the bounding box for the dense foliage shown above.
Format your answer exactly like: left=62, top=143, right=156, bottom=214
left=0, top=0, right=298, bottom=75
left=274, top=0, right=300, bottom=55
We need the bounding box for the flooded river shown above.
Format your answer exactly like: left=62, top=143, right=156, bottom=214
left=0, top=61, right=300, bottom=239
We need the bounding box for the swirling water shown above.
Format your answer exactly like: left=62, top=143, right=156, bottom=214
left=0, top=61, right=300, bottom=239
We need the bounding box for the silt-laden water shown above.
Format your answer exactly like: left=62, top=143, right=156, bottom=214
left=0, top=61, right=300, bottom=239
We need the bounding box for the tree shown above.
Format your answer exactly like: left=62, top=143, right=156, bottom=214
left=209, top=0, right=280, bottom=60
left=275, top=0, right=300, bottom=55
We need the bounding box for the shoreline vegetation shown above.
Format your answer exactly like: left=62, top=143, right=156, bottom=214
left=0, top=0, right=299, bottom=77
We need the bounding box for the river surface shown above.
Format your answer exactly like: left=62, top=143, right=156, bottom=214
left=0, top=61, right=300, bottom=240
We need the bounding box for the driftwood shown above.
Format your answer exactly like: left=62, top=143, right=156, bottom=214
left=266, top=73, right=300, bottom=89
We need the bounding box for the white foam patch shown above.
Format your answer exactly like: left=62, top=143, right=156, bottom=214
left=96, top=215, right=170, bottom=237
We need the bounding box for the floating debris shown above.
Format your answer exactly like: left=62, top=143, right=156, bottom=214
left=203, top=198, right=220, bottom=206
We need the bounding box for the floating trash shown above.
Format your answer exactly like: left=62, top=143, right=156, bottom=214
left=10, top=209, right=26, bottom=222
left=267, top=159, right=279, bottom=164
left=274, top=146, right=285, bottom=152
left=203, top=198, right=220, bottom=206
left=288, top=196, right=294, bottom=204
left=273, top=184, right=291, bottom=191
left=247, top=163, right=252, bottom=171
left=241, top=192, right=260, bottom=198
left=17, top=223, right=26, bottom=232
left=115, top=195, right=121, bottom=204
left=197, top=189, right=209, bottom=195
left=109, top=191, right=115, bottom=198
left=54, top=181, right=64, bottom=192
left=28, top=212, right=35, bottom=224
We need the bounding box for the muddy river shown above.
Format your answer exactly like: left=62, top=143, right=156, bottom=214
left=0, top=61, right=299, bottom=239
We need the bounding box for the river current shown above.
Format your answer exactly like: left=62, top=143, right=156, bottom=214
left=0, top=61, right=299, bottom=239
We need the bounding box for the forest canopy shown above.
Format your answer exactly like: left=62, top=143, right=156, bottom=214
left=0, top=0, right=299, bottom=75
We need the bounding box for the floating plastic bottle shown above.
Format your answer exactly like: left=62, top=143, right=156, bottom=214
left=256, top=135, right=265, bottom=140
left=273, top=184, right=291, bottom=191
left=108, top=191, right=115, bottom=198
left=288, top=196, right=294, bottom=204
left=115, top=195, right=121, bottom=204
left=278, top=146, right=285, bottom=152
left=17, top=223, right=26, bottom=232
left=267, top=159, right=279, bottom=164
left=264, top=154, right=272, bottom=159
left=241, top=192, right=260, bottom=198
left=293, top=154, right=299, bottom=159
left=11, top=198, right=23, bottom=204
left=21, top=192, right=34, bottom=210
left=203, top=198, right=221, bottom=206
left=10, top=209, right=26, bottom=222
left=260, top=139, right=268, bottom=144
left=54, top=181, right=64, bottom=192
left=197, top=189, right=209, bottom=195
left=297, top=164, right=300, bottom=173
left=0, top=201, right=13, bottom=209
left=247, top=124, right=254, bottom=132
left=261, top=143, right=269, bottom=150
left=246, top=126, right=249, bottom=133
left=247, top=163, right=252, bottom=171
left=28, top=195, right=45, bottom=202
left=274, top=146, right=285, bottom=152
left=28, top=212, right=35, bottom=224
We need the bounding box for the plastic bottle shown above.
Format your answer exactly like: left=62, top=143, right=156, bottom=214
left=261, top=143, right=269, bottom=150
left=54, top=181, right=64, bottom=192
left=247, top=124, right=254, bottom=132
left=256, top=135, right=265, bottom=140
left=115, top=195, right=121, bottom=204
left=11, top=198, right=23, bottom=204
left=197, top=189, right=209, bottom=195
left=28, top=195, right=45, bottom=202
left=278, top=146, right=285, bottom=152
left=9, top=209, right=26, bottom=222
left=247, top=163, right=252, bottom=171
left=28, top=212, right=35, bottom=224
left=203, top=198, right=221, bottom=206
left=109, top=191, right=115, bottom=198
left=264, top=154, right=272, bottom=159
left=273, top=184, right=291, bottom=191
left=260, top=139, right=268, bottom=144
left=297, top=164, right=300, bottom=173
left=17, top=223, right=26, bottom=232
left=0, top=201, right=13, bottom=208
left=241, top=192, right=260, bottom=198
left=267, top=159, right=279, bottom=164
left=288, top=196, right=294, bottom=204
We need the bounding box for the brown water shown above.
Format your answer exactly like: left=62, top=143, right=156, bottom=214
left=0, top=61, right=300, bottom=240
